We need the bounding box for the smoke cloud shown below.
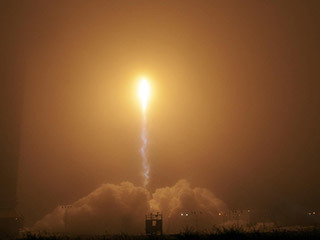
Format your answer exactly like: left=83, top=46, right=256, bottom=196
left=34, top=182, right=150, bottom=234
left=34, top=180, right=227, bottom=234
left=151, top=180, right=228, bottom=232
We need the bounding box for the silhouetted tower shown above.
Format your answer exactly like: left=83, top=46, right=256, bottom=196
left=145, top=212, right=163, bottom=235
left=0, top=3, right=24, bottom=236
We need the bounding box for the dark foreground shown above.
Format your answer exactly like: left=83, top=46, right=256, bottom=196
left=14, top=227, right=320, bottom=240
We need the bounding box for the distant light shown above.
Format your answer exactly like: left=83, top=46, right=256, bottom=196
left=248, top=210, right=251, bottom=213
left=186, top=213, right=189, bottom=217
left=313, top=211, right=316, bottom=215
left=181, top=213, right=184, bottom=216
left=218, top=213, right=222, bottom=216
left=308, top=213, right=312, bottom=216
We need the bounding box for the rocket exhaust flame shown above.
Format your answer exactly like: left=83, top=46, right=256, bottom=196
left=138, top=78, right=150, bottom=186
left=139, top=78, right=150, bottom=113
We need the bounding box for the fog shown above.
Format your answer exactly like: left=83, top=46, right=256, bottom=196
left=1, top=0, right=319, bottom=228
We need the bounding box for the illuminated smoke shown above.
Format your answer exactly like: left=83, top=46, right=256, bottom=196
left=33, top=182, right=151, bottom=234
left=140, top=114, right=149, bottom=187
left=150, top=179, right=228, bottom=233
left=33, top=180, right=227, bottom=234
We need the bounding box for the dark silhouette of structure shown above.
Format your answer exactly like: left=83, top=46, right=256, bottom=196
left=0, top=76, right=23, bottom=237
left=0, top=68, right=23, bottom=237
left=145, top=213, right=163, bottom=235
left=0, top=3, right=24, bottom=235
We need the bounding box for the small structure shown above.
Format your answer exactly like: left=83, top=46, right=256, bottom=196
left=145, top=212, right=162, bottom=235
left=218, top=209, right=251, bottom=225
left=0, top=208, right=23, bottom=238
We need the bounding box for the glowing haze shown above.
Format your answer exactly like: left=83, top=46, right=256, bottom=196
left=5, top=0, right=319, bottom=229
left=138, top=77, right=151, bottom=186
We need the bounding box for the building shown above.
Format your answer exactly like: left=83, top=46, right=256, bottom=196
left=145, top=213, right=163, bottom=235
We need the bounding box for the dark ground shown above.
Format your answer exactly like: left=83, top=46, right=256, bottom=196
left=15, top=227, right=320, bottom=240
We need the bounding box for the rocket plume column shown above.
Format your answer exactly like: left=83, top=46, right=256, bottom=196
left=138, top=78, right=150, bottom=187
left=140, top=114, right=149, bottom=186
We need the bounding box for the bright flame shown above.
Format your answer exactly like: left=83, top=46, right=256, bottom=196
left=138, top=78, right=150, bottom=112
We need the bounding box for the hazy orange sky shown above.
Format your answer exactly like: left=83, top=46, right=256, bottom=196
left=1, top=0, right=319, bottom=226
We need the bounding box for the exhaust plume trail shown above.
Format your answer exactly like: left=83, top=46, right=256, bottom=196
left=138, top=78, right=150, bottom=187
left=140, top=114, right=149, bottom=187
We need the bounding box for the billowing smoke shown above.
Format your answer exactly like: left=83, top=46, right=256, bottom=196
left=34, top=180, right=227, bottom=234
left=33, top=182, right=150, bottom=234
left=151, top=180, right=227, bottom=233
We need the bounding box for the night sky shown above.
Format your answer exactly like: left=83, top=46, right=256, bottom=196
left=1, top=0, right=320, bottom=227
